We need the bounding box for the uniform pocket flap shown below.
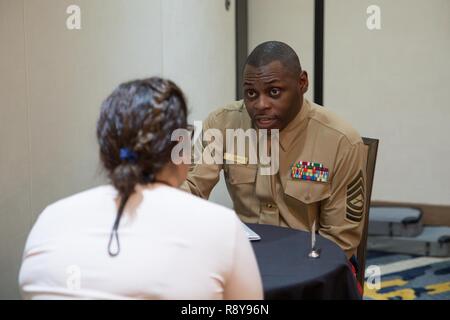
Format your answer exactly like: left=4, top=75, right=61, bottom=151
left=228, top=165, right=258, bottom=184
left=284, top=179, right=331, bottom=204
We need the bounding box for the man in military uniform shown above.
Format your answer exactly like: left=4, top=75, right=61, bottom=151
left=181, top=41, right=367, bottom=261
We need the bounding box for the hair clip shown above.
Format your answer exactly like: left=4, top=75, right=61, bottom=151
left=119, top=148, right=138, bottom=162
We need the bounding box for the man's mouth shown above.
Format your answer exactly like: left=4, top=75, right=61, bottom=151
left=255, top=116, right=278, bottom=128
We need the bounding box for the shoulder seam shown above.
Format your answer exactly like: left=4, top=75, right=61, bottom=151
left=309, top=116, right=362, bottom=146
left=213, top=106, right=243, bottom=118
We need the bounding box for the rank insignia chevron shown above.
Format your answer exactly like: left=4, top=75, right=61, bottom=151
left=346, top=170, right=365, bottom=222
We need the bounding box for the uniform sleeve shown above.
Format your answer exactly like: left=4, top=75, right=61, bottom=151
left=223, top=217, right=264, bottom=300
left=318, top=140, right=368, bottom=258
left=180, top=112, right=223, bottom=199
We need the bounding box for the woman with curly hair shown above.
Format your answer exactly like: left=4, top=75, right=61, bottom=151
left=19, top=77, right=263, bottom=300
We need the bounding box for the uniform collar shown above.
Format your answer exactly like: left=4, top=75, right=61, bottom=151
left=242, top=99, right=311, bottom=152
left=279, top=99, right=311, bottom=151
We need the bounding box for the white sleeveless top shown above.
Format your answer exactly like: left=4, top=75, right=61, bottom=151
left=19, top=184, right=263, bottom=300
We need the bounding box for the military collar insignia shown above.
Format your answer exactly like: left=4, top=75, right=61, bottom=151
left=224, top=153, right=248, bottom=165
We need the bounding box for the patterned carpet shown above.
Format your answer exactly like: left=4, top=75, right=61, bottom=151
left=363, top=251, right=450, bottom=300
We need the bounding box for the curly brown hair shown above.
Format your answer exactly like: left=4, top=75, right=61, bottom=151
left=96, top=77, right=188, bottom=256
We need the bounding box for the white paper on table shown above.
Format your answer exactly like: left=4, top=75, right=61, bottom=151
left=241, top=223, right=261, bottom=241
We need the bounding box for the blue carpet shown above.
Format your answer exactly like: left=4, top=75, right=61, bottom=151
left=364, top=251, right=450, bottom=300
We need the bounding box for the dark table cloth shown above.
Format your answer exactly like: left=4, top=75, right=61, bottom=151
left=248, top=224, right=361, bottom=300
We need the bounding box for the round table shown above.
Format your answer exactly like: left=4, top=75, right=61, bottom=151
left=248, top=224, right=360, bottom=300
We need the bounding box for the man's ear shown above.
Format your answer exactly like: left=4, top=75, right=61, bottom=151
left=299, top=71, right=309, bottom=94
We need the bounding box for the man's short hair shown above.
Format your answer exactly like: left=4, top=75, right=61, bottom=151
left=245, top=41, right=302, bottom=76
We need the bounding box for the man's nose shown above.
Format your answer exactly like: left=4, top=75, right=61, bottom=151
left=255, top=95, right=271, bottom=111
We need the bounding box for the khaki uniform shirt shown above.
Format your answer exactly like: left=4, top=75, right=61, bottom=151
left=182, top=99, right=368, bottom=258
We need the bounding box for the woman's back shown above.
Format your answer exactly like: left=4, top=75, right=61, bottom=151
left=19, top=184, right=263, bottom=300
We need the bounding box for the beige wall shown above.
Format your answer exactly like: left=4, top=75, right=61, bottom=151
left=248, top=0, right=315, bottom=101
left=249, top=0, right=450, bottom=205
left=24, top=0, right=163, bottom=220
left=324, top=0, right=450, bottom=205
left=161, top=0, right=236, bottom=208
left=0, top=0, right=32, bottom=301
left=0, top=0, right=236, bottom=299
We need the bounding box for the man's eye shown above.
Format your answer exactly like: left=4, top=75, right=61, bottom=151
left=246, top=90, right=257, bottom=98
left=270, top=88, right=281, bottom=97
